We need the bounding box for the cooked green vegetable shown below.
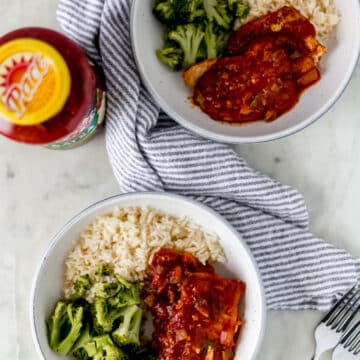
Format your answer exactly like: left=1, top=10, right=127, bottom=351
left=72, top=275, right=93, bottom=299
left=154, top=0, right=206, bottom=24
left=93, top=277, right=143, bottom=335
left=117, top=276, right=141, bottom=302
left=72, top=322, right=93, bottom=360
left=73, top=334, right=128, bottom=360
left=153, top=0, right=176, bottom=23
left=227, top=0, right=250, bottom=17
left=204, top=22, right=228, bottom=59
left=234, top=1, right=250, bottom=18
left=154, top=0, right=251, bottom=70
left=95, top=263, right=113, bottom=277
left=47, top=301, right=84, bottom=355
left=47, top=271, right=150, bottom=359
left=203, top=0, right=233, bottom=30
left=168, top=24, right=205, bottom=68
left=112, top=305, right=143, bottom=349
left=94, top=282, right=122, bottom=299
left=93, top=297, right=123, bottom=334
left=175, top=0, right=206, bottom=23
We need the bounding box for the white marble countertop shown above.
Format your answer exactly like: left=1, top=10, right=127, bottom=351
left=1, top=1, right=359, bottom=359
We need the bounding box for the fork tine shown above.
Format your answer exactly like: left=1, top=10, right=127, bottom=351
left=350, top=335, right=360, bottom=354
left=354, top=337, right=360, bottom=355
left=337, top=300, right=360, bottom=331
left=331, top=291, right=360, bottom=332
left=340, top=320, right=360, bottom=349
left=349, top=331, right=360, bottom=353
left=327, top=287, right=359, bottom=327
left=323, top=285, right=358, bottom=325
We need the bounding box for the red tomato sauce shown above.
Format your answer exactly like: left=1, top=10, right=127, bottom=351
left=144, top=248, right=246, bottom=360
left=194, top=6, right=326, bottom=123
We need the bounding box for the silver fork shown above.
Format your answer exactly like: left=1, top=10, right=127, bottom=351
left=312, top=285, right=360, bottom=360
left=332, top=320, right=360, bottom=359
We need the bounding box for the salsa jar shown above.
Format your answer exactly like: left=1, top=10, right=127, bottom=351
left=0, top=27, right=106, bottom=149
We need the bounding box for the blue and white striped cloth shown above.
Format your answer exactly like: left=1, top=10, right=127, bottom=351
left=58, top=0, right=360, bottom=310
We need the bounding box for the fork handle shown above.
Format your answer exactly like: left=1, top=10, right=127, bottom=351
left=312, top=346, right=329, bottom=360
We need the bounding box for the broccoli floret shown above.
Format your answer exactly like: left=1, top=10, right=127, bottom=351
left=94, top=282, right=122, bottom=299
left=115, top=275, right=133, bottom=289
left=73, top=348, right=91, bottom=360
left=117, top=276, right=141, bottom=304
left=235, top=3, right=250, bottom=18
left=203, top=0, right=234, bottom=30
left=168, top=24, right=205, bottom=68
left=227, top=0, right=250, bottom=18
left=154, top=0, right=206, bottom=24
left=71, top=275, right=93, bottom=299
left=93, top=335, right=127, bottom=360
left=204, top=23, right=217, bottom=59
left=153, top=0, right=176, bottom=24
left=93, top=297, right=124, bottom=333
left=95, top=263, right=114, bottom=278
left=174, top=0, right=206, bottom=23
left=156, top=46, right=184, bottom=71
left=74, top=334, right=128, bottom=360
left=72, top=322, right=93, bottom=360
left=154, top=0, right=251, bottom=71
left=93, top=277, right=142, bottom=333
left=107, top=276, right=142, bottom=307
left=94, top=344, right=127, bottom=360
left=47, top=301, right=84, bottom=355
left=204, top=22, right=228, bottom=58
left=112, top=305, right=143, bottom=349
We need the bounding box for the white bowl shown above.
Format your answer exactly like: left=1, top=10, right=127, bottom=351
left=30, top=192, right=265, bottom=360
left=131, top=0, right=360, bottom=143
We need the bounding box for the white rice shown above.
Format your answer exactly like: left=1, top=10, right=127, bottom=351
left=237, top=0, right=340, bottom=40
left=63, top=207, right=225, bottom=299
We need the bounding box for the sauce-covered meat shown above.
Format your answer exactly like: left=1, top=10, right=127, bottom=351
left=145, top=249, right=246, bottom=360
left=226, top=6, right=326, bottom=62
left=186, top=6, right=326, bottom=123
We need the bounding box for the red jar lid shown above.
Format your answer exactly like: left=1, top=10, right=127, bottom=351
left=0, top=27, right=96, bottom=144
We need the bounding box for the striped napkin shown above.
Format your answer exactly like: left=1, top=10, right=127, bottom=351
left=58, top=0, right=360, bottom=310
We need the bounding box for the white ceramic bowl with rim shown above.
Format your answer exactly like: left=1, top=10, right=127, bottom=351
left=131, top=0, right=360, bottom=143
left=30, top=192, right=266, bottom=360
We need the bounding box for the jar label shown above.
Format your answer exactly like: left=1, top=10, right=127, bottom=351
left=46, top=88, right=106, bottom=150
left=0, top=39, right=71, bottom=126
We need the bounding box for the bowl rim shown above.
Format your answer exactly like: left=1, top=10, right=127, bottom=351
left=30, top=191, right=266, bottom=360
left=130, top=0, right=360, bottom=144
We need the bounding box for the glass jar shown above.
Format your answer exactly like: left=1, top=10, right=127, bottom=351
left=0, top=27, right=106, bottom=149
